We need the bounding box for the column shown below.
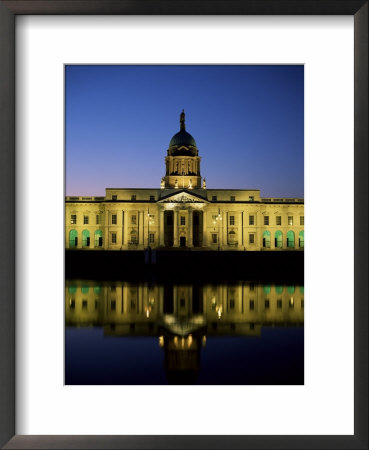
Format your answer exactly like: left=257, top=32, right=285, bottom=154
left=188, top=208, right=193, bottom=247
left=159, top=208, right=165, bottom=246
left=202, top=210, right=207, bottom=247
left=173, top=209, right=179, bottom=247
left=138, top=211, right=144, bottom=247
left=238, top=211, right=243, bottom=249
left=222, top=211, right=227, bottom=250
left=123, top=210, right=128, bottom=248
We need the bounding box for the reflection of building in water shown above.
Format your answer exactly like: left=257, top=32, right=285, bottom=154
left=65, top=111, right=304, bottom=251
left=65, top=281, right=304, bottom=332
left=66, top=280, right=304, bottom=383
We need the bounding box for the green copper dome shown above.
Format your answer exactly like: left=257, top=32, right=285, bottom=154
left=169, top=110, right=197, bottom=148
left=169, top=129, right=197, bottom=148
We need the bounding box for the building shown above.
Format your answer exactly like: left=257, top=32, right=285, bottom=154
left=65, top=111, right=304, bottom=251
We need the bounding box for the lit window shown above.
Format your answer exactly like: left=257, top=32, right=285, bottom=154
left=111, top=233, right=117, bottom=244
left=249, top=215, right=255, bottom=225
left=96, top=214, right=100, bottom=225
left=131, top=195, right=136, bottom=201
left=300, top=216, right=304, bottom=225
left=131, top=215, right=136, bottom=224
left=71, top=214, right=77, bottom=224
left=276, top=216, right=281, bottom=226
left=212, top=215, right=217, bottom=224
left=288, top=216, right=293, bottom=226
left=180, top=216, right=186, bottom=225
left=249, top=234, right=255, bottom=244
left=230, top=215, right=235, bottom=225
left=249, top=196, right=254, bottom=201
left=112, top=195, right=117, bottom=201
left=83, top=215, right=89, bottom=224
left=212, top=195, right=217, bottom=201
left=230, top=196, right=235, bottom=201
left=149, top=233, right=155, bottom=243
left=112, top=214, right=117, bottom=225
left=211, top=234, right=218, bottom=244
left=264, top=216, right=269, bottom=226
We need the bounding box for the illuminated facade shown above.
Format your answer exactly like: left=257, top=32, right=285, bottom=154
left=65, top=111, right=304, bottom=251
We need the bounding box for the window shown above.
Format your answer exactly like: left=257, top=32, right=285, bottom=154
left=288, top=216, right=293, bottom=226
left=131, top=215, right=136, bottom=224
left=249, top=196, right=254, bottom=201
left=112, top=195, right=117, bottom=201
left=212, top=215, right=217, bottom=224
left=110, top=300, right=116, bottom=311
left=276, top=216, right=281, bottom=226
left=249, top=300, right=254, bottom=310
left=230, top=196, right=235, bottom=201
left=69, top=299, right=75, bottom=309
left=112, top=214, right=117, bottom=225
left=289, top=298, right=294, bottom=308
left=180, top=216, right=186, bottom=225
left=180, top=298, right=185, bottom=308
left=230, top=215, right=235, bottom=225
left=265, top=299, right=270, bottom=309
left=149, top=195, right=155, bottom=201
left=83, top=215, right=89, bottom=224
left=96, top=214, right=100, bottom=225
left=212, top=195, right=217, bottom=201
left=111, top=233, right=117, bottom=244
left=131, top=195, right=136, bottom=201
left=229, top=299, right=235, bottom=309
left=249, top=283, right=255, bottom=291
left=249, top=234, right=255, bottom=244
left=277, top=299, right=282, bottom=309
left=300, top=215, right=304, bottom=225
left=249, top=215, right=255, bottom=225
left=211, top=233, right=218, bottom=244
left=264, top=216, right=269, bottom=226
left=149, top=233, right=155, bottom=244
left=70, top=214, right=77, bottom=224
left=82, top=299, right=88, bottom=310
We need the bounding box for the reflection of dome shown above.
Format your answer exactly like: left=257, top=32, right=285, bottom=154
left=169, top=129, right=197, bottom=148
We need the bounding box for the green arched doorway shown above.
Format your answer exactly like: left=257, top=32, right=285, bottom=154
left=287, top=230, right=295, bottom=248
left=275, top=230, right=283, bottom=248
left=263, top=230, right=271, bottom=248
left=94, top=230, right=103, bottom=247
left=82, top=229, right=90, bottom=248
left=69, top=230, right=78, bottom=248
left=299, top=230, right=304, bottom=248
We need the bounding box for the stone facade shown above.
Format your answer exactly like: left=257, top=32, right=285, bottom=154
left=65, top=112, right=304, bottom=251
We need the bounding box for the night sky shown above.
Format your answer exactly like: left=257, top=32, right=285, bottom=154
left=65, top=65, right=304, bottom=198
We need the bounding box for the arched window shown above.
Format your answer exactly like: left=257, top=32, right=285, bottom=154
left=275, top=230, right=283, bottom=248
left=287, top=230, right=295, bottom=248
left=275, top=285, right=283, bottom=294
left=299, top=230, right=304, bottom=248
left=263, top=230, right=271, bottom=248
left=82, top=229, right=90, bottom=247
left=69, top=230, right=78, bottom=248
left=263, top=284, right=271, bottom=294
left=287, top=285, right=295, bottom=294
left=94, top=230, right=103, bottom=247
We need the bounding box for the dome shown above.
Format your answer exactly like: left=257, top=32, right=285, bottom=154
left=169, top=129, right=197, bottom=148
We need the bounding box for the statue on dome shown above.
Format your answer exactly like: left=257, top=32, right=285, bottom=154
left=202, top=178, right=206, bottom=189
left=175, top=179, right=178, bottom=188
left=180, top=109, right=185, bottom=131
left=160, top=177, right=165, bottom=189
left=188, top=179, right=193, bottom=189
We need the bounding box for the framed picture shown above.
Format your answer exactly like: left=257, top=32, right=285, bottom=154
left=0, top=1, right=367, bottom=449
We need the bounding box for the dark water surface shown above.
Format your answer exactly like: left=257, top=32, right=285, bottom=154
left=65, top=280, right=304, bottom=385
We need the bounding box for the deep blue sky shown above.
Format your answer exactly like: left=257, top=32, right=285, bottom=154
left=66, top=65, right=304, bottom=197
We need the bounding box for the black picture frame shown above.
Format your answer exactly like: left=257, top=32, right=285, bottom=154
left=0, top=1, right=367, bottom=449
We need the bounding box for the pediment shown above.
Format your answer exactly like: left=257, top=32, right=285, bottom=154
left=159, top=190, right=208, bottom=204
